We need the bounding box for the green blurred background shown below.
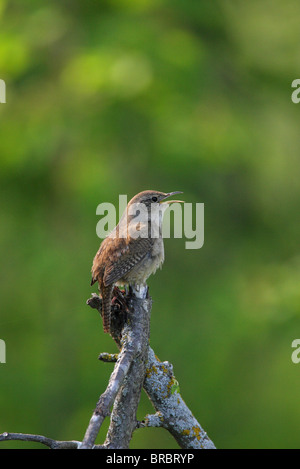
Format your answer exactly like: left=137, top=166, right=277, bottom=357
left=1, top=0, right=300, bottom=449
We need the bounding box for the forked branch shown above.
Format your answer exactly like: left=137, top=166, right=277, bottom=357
left=0, top=288, right=215, bottom=449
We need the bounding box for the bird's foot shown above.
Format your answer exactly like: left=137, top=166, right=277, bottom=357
left=112, top=286, right=130, bottom=313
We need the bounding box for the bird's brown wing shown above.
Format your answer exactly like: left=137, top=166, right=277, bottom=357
left=103, top=236, right=153, bottom=286
left=91, top=235, right=153, bottom=287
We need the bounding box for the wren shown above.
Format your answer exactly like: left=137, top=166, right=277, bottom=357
left=91, top=190, right=183, bottom=333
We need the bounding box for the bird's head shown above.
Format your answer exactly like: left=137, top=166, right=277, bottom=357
left=125, top=190, right=183, bottom=235
left=128, top=190, right=184, bottom=210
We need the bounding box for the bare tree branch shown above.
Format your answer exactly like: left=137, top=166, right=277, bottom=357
left=80, top=287, right=151, bottom=449
left=80, top=339, right=136, bottom=448
left=0, top=432, right=81, bottom=449
left=86, top=291, right=216, bottom=449
left=104, top=290, right=151, bottom=449
left=1, top=287, right=216, bottom=450
left=142, top=348, right=216, bottom=449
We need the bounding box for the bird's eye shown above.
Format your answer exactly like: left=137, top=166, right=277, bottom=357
left=152, top=196, right=158, bottom=202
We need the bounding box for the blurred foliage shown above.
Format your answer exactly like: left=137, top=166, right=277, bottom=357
left=1, top=0, right=300, bottom=449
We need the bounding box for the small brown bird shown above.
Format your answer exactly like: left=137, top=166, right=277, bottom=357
left=91, top=190, right=183, bottom=333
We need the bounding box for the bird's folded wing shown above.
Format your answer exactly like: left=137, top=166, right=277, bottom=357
left=103, top=237, right=153, bottom=286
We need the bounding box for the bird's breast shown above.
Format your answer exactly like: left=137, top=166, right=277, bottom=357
left=118, top=238, right=165, bottom=286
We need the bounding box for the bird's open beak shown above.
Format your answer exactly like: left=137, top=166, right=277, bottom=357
left=160, top=191, right=184, bottom=204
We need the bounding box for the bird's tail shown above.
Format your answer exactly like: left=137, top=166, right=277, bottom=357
left=101, top=284, right=114, bottom=334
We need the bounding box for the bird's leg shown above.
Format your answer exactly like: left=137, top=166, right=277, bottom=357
left=131, top=283, right=149, bottom=300
left=109, top=286, right=132, bottom=339
left=112, top=286, right=131, bottom=314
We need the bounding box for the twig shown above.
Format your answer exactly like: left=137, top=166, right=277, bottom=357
left=98, top=353, right=118, bottom=363
left=0, top=432, right=81, bottom=449
left=137, top=412, right=163, bottom=428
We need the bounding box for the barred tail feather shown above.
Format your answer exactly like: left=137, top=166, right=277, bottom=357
left=101, top=284, right=114, bottom=333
